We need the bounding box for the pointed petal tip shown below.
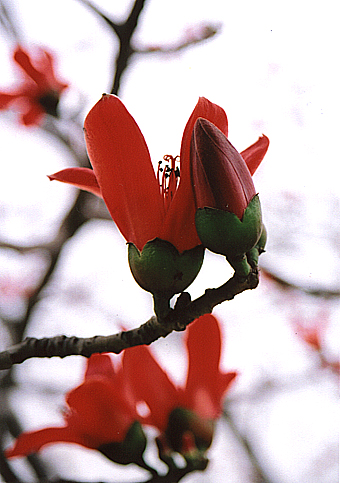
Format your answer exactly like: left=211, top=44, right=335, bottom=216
left=241, top=134, right=270, bottom=175
left=46, top=168, right=101, bottom=197
left=193, top=117, right=226, bottom=143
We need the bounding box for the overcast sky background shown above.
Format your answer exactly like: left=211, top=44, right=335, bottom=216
left=0, top=1, right=339, bottom=482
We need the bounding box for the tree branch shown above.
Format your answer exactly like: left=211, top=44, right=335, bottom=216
left=223, top=407, right=275, bottom=483
left=75, top=0, right=148, bottom=95
left=0, top=448, right=23, bottom=483
left=110, top=0, right=147, bottom=94
left=261, top=267, right=340, bottom=298
left=0, top=0, right=21, bottom=41
left=135, top=23, right=220, bottom=54
left=0, top=269, right=259, bottom=370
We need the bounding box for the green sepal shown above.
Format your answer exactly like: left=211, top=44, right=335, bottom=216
left=98, top=420, right=147, bottom=466
left=128, top=238, right=204, bottom=299
left=195, top=194, right=262, bottom=265
left=247, top=223, right=267, bottom=268
left=165, top=407, right=214, bottom=454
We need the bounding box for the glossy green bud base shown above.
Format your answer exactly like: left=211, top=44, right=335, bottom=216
left=165, top=407, right=214, bottom=454
left=128, top=239, right=204, bottom=317
left=195, top=195, right=263, bottom=277
left=247, top=223, right=267, bottom=268
left=98, top=421, right=146, bottom=466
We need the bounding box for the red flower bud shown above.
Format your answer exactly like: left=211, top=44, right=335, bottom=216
left=191, top=118, right=256, bottom=219
left=191, top=118, right=265, bottom=275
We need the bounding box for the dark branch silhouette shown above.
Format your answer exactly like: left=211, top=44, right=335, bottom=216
left=0, top=268, right=259, bottom=370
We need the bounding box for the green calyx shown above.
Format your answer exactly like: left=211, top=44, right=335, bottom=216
left=128, top=238, right=204, bottom=299
left=165, top=407, right=214, bottom=454
left=195, top=194, right=263, bottom=276
left=98, top=420, right=147, bottom=466
left=247, top=223, right=267, bottom=268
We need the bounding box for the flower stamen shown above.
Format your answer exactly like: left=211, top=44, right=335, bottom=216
left=157, top=155, right=180, bottom=211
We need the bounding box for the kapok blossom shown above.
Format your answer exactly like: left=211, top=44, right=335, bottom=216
left=49, top=96, right=268, bottom=301
left=5, top=354, right=147, bottom=465
left=0, top=45, right=68, bottom=126
left=122, top=314, right=237, bottom=456
left=48, top=94, right=229, bottom=254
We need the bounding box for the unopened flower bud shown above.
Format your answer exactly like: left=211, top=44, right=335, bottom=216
left=191, top=118, right=263, bottom=276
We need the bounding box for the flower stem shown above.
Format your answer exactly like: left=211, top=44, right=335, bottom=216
left=153, top=293, right=171, bottom=321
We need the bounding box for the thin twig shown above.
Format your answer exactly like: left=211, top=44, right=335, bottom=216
left=135, top=24, right=220, bottom=54
left=261, top=267, right=340, bottom=299
left=223, top=408, right=275, bottom=483
left=0, top=0, right=21, bottom=41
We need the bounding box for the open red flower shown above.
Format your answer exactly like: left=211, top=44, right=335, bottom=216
left=122, top=314, right=237, bottom=453
left=48, top=95, right=229, bottom=253
left=5, top=354, right=144, bottom=461
left=0, top=45, right=68, bottom=126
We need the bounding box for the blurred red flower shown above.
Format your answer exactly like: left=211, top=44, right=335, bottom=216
left=123, top=314, right=237, bottom=454
left=6, top=315, right=237, bottom=463
left=0, top=45, right=68, bottom=126
left=5, top=353, right=144, bottom=460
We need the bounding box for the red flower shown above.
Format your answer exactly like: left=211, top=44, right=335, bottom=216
left=5, top=354, right=143, bottom=460
left=191, top=117, right=269, bottom=220
left=48, top=95, right=229, bottom=253
left=122, top=314, right=237, bottom=453
left=0, top=45, right=68, bottom=126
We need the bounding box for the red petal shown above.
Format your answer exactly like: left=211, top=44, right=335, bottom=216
left=0, top=92, right=17, bottom=108
left=122, top=345, right=179, bottom=431
left=48, top=168, right=101, bottom=197
left=240, top=135, right=269, bottom=175
left=84, top=95, right=164, bottom=250
left=66, top=378, right=135, bottom=444
left=161, top=97, right=229, bottom=252
left=5, top=426, right=83, bottom=458
left=84, top=353, right=116, bottom=380
left=14, top=46, right=47, bottom=87
left=21, top=103, right=44, bottom=126
left=183, top=314, right=236, bottom=419
left=37, top=48, right=68, bottom=92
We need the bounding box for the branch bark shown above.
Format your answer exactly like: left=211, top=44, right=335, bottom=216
left=0, top=269, right=259, bottom=370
